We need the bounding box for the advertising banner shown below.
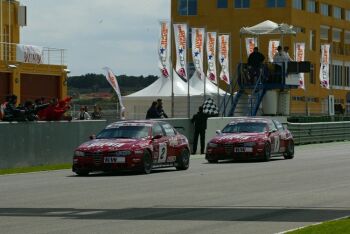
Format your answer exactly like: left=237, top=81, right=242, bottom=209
left=206, top=32, right=217, bottom=84
left=16, top=44, right=43, bottom=64
left=268, top=40, right=280, bottom=62
left=320, top=44, right=330, bottom=89
left=158, top=21, right=170, bottom=78
left=191, top=28, right=205, bottom=79
left=218, top=34, right=230, bottom=85
left=295, top=42, right=305, bottom=89
left=173, top=23, right=188, bottom=80
left=245, top=37, right=257, bottom=56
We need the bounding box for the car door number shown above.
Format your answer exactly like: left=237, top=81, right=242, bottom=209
left=157, top=143, right=167, bottom=163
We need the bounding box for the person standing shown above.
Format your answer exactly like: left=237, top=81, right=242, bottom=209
left=191, top=106, right=208, bottom=155
left=91, top=105, right=102, bottom=120
left=157, top=99, right=168, bottom=118
left=78, top=106, right=91, bottom=120
left=146, top=101, right=161, bottom=119
left=247, top=47, right=265, bottom=84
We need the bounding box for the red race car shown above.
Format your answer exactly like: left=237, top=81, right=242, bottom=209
left=206, top=117, right=294, bottom=163
left=73, top=120, right=190, bottom=175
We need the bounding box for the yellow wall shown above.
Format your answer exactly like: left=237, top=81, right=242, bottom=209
left=171, top=0, right=350, bottom=115
left=0, top=0, right=67, bottom=103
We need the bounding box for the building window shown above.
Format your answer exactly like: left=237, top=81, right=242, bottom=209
left=293, top=0, right=304, bottom=10
left=267, top=0, right=285, bottom=8
left=310, top=30, right=316, bottom=51
left=307, top=0, right=316, bottom=13
left=345, top=66, right=350, bottom=87
left=320, top=3, right=329, bottom=16
left=178, top=0, right=197, bottom=16
left=346, top=10, right=350, bottom=21
left=320, top=26, right=329, bottom=41
left=333, top=29, right=341, bottom=42
left=333, top=6, right=342, bottom=19
left=235, top=0, right=250, bottom=8
left=217, top=0, right=228, bottom=8
left=331, top=64, right=343, bottom=87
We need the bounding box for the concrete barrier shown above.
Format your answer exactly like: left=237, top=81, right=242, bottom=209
left=0, top=120, right=106, bottom=169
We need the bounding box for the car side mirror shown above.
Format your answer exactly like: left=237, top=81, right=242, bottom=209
left=152, top=134, right=163, bottom=140
left=216, top=130, right=222, bottom=135
left=89, top=135, right=96, bottom=140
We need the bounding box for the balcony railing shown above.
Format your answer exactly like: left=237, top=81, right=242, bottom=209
left=0, top=42, right=66, bottom=66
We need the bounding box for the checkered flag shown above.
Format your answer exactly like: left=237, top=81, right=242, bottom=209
left=202, top=98, right=219, bottom=116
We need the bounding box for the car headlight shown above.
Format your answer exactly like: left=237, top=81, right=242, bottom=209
left=74, top=151, right=85, bottom=157
left=114, top=150, right=132, bottom=157
left=207, top=142, right=218, bottom=148
left=244, top=142, right=256, bottom=147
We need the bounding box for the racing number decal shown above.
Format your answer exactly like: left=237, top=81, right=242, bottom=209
left=273, top=136, right=280, bottom=153
left=157, top=143, right=167, bottom=163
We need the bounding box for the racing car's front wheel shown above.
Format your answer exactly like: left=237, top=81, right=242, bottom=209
left=142, top=150, right=153, bottom=174
left=262, top=142, right=271, bottom=162
left=176, top=149, right=190, bottom=170
left=284, top=140, right=295, bottom=159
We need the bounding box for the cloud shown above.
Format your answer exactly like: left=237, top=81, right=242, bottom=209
left=20, top=0, right=170, bottom=76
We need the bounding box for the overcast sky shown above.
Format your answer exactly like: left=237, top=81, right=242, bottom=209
left=20, top=0, right=170, bottom=76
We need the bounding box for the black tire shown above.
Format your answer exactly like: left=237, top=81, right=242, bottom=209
left=176, top=149, right=190, bottom=170
left=284, top=140, right=295, bottom=159
left=207, top=159, right=218, bottom=164
left=262, top=142, right=271, bottom=162
left=142, top=150, right=153, bottom=174
left=75, top=170, right=89, bottom=176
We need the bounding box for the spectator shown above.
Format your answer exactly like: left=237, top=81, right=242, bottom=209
left=2, top=95, right=25, bottom=121
left=78, top=106, right=91, bottom=120
left=146, top=101, right=161, bottom=119
left=157, top=98, right=168, bottom=118
left=0, top=95, right=11, bottom=120
left=38, top=97, right=71, bottom=121
left=283, top=46, right=293, bottom=61
left=91, top=105, right=103, bottom=120
left=247, top=47, right=265, bottom=84
left=191, top=106, right=208, bottom=155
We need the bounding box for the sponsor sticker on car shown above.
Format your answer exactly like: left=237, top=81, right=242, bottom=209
left=234, top=147, right=253, bottom=153
left=104, top=157, right=126, bottom=163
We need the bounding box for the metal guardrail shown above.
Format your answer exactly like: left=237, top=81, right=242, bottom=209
left=288, top=121, right=350, bottom=145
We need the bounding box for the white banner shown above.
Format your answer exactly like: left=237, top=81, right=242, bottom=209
left=173, top=23, right=188, bottom=80
left=295, top=42, right=305, bottom=89
left=245, top=37, right=257, bottom=56
left=158, top=21, right=170, bottom=78
left=320, top=44, right=330, bottom=89
left=268, top=40, right=280, bottom=62
left=206, top=32, right=217, bottom=84
left=16, top=44, right=43, bottom=64
left=103, top=67, right=125, bottom=119
left=218, top=34, right=230, bottom=85
left=191, top=28, right=205, bottom=79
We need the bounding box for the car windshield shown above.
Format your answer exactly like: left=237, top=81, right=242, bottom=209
left=222, top=122, right=267, bottom=133
left=96, top=126, right=150, bottom=139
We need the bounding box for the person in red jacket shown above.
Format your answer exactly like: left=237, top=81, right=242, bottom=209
left=38, top=97, right=72, bottom=121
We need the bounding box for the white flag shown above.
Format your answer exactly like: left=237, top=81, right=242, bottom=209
left=268, top=40, right=280, bottom=62
left=158, top=21, right=170, bottom=78
left=295, top=42, right=305, bottom=89
left=320, top=44, right=330, bottom=89
left=245, top=37, right=257, bottom=56
left=191, top=28, right=205, bottom=79
left=102, top=67, right=125, bottom=119
left=218, top=34, right=230, bottom=85
left=206, top=32, right=217, bottom=84
left=173, top=23, right=188, bottom=80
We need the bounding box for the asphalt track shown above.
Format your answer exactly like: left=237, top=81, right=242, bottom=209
left=1, top=142, right=350, bottom=234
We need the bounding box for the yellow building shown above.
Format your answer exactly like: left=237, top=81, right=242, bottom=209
left=0, top=0, right=68, bottom=104
left=171, top=0, right=350, bottom=115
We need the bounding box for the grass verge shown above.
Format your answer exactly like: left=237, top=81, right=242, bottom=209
left=288, top=217, right=350, bottom=234
left=0, top=164, right=71, bottom=175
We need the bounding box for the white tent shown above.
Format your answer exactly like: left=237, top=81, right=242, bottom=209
left=123, top=71, right=226, bottom=119
left=240, top=20, right=296, bottom=35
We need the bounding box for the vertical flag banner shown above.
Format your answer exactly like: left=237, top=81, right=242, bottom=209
left=191, top=28, right=205, bottom=79
left=245, top=37, right=257, bottom=56
left=320, top=44, right=330, bottom=89
left=218, top=34, right=230, bottom=85
left=103, top=67, right=126, bottom=119
left=173, top=23, right=188, bottom=80
left=268, top=40, right=280, bottom=62
left=206, top=32, right=217, bottom=84
left=295, top=42, right=305, bottom=89
left=158, top=21, right=170, bottom=78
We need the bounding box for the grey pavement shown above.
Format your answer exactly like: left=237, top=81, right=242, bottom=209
left=1, top=142, right=350, bottom=234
